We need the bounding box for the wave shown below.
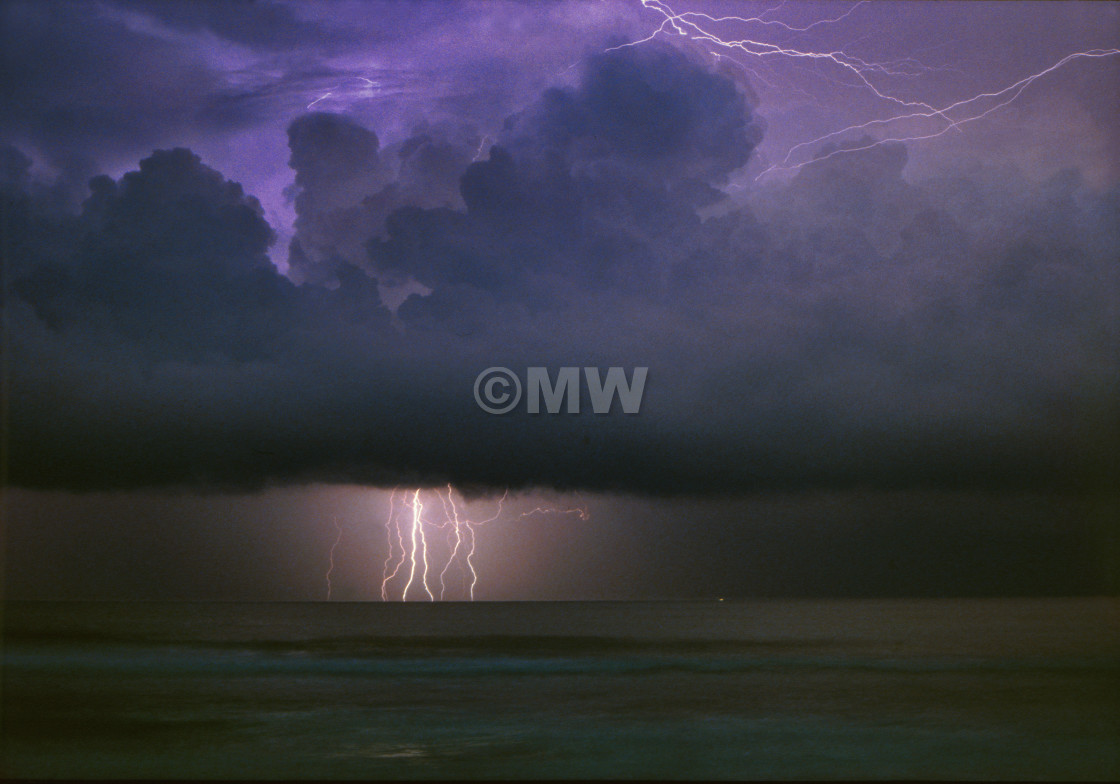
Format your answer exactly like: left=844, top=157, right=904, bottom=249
left=5, top=638, right=1116, bottom=679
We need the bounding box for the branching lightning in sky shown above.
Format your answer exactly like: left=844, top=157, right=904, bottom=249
left=306, top=76, right=378, bottom=110
left=292, top=2, right=1117, bottom=186
left=622, top=0, right=1120, bottom=178
left=351, top=486, right=590, bottom=601
left=379, top=487, right=405, bottom=600
left=519, top=504, right=590, bottom=522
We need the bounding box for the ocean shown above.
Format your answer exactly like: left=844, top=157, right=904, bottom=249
left=2, top=599, right=1117, bottom=779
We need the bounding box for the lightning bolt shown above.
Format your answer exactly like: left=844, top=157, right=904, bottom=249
left=519, top=504, right=590, bottom=521
left=620, top=0, right=1120, bottom=178
left=306, top=76, right=380, bottom=111
left=401, top=489, right=435, bottom=601
left=379, top=487, right=405, bottom=600
left=760, top=48, right=1120, bottom=177
left=325, top=516, right=343, bottom=600
left=473, top=135, right=492, bottom=162
left=438, top=484, right=465, bottom=600
left=306, top=90, right=336, bottom=110
left=667, top=0, right=869, bottom=36
left=463, top=489, right=507, bottom=601
left=366, top=487, right=585, bottom=601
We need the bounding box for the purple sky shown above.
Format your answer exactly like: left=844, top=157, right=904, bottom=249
left=2, top=1, right=1118, bottom=599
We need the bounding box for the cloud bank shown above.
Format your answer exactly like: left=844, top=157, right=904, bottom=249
left=5, top=41, right=1118, bottom=495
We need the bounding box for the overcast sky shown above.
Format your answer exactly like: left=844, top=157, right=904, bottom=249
left=2, top=0, right=1117, bottom=599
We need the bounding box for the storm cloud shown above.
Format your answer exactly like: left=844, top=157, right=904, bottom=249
left=4, top=30, right=1117, bottom=498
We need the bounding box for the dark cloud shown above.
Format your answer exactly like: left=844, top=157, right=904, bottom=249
left=20, top=149, right=276, bottom=359
left=4, top=35, right=1118, bottom=499
left=0, top=1, right=227, bottom=165
left=503, top=43, right=760, bottom=180
left=371, top=44, right=761, bottom=303
left=285, top=113, right=477, bottom=285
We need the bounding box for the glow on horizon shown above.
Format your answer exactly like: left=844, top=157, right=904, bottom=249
left=326, top=486, right=589, bottom=601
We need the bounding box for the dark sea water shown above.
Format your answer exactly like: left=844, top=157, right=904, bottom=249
left=2, top=599, right=1118, bottom=779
